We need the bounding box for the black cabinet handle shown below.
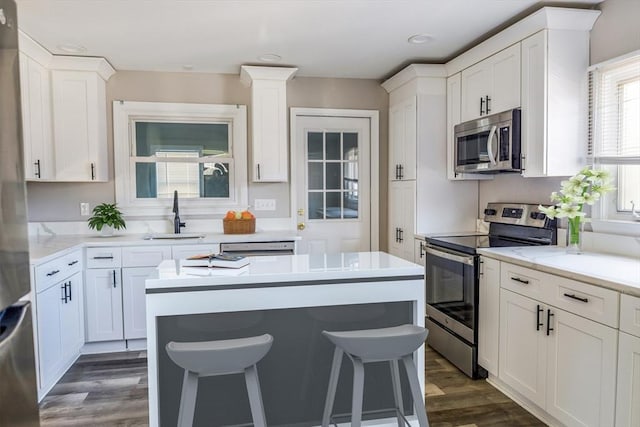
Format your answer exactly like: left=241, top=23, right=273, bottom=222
left=68, top=260, right=79, bottom=266
left=93, top=256, right=114, bottom=260
left=536, top=305, right=543, bottom=331
left=34, top=160, right=41, bottom=178
left=395, top=227, right=399, bottom=243
left=399, top=164, right=404, bottom=180
left=395, top=164, right=399, bottom=180
left=480, top=97, right=485, bottom=115
left=61, top=282, right=68, bottom=303
left=485, top=95, right=491, bottom=114
left=546, top=309, right=554, bottom=336
left=511, top=277, right=530, bottom=285
left=67, top=282, right=72, bottom=302
left=112, top=270, right=117, bottom=288
left=419, top=242, right=425, bottom=259
left=563, top=293, right=589, bottom=303
left=257, top=164, right=261, bottom=180
left=47, top=270, right=60, bottom=277
left=91, top=163, right=96, bottom=180
left=399, top=228, right=403, bottom=243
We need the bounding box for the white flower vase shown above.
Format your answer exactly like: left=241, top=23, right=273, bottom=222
left=566, top=217, right=583, bottom=254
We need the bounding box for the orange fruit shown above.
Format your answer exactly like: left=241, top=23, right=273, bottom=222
left=225, top=211, right=235, bottom=220
left=241, top=211, right=252, bottom=219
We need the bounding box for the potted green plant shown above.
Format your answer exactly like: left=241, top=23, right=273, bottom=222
left=88, top=203, right=126, bottom=236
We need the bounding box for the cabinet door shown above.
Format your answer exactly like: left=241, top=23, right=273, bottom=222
left=122, top=267, right=155, bottom=340
left=19, top=53, right=54, bottom=180
left=84, top=269, right=123, bottom=342
left=36, top=284, right=63, bottom=389
left=488, top=44, right=521, bottom=115
left=616, top=332, right=640, bottom=427
left=388, top=96, right=416, bottom=181
left=251, top=80, right=288, bottom=182
left=60, top=272, right=84, bottom=362
left=388, top=181, right=415, bottom=261
left=172, top=244, right=220, bottom=260
left=51, top=70, right=108, bottom=182
left=478, top=257, right=500, bottom=376
left=461, top=61, right=490, bottom=122
left=499, top=289, right=547, bottom=408
left=546, top=308, right=617, bottom=427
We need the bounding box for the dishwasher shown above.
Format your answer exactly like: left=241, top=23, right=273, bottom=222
left=220, top=241, right=296, bottom=256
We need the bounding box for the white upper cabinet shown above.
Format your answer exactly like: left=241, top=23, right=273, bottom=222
left=18, top=35, right=54, bottom=181
left=51, top=65, right=112, bottom=182
left=461, top=44, right=520, bottom=122
left=240, top=66, right=297, bottom=182
left=388, top=96, right=417, bottom=181
left=520, top=29, right=590, bottom=177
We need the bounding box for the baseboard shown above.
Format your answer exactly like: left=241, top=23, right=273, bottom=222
left=487, top=374, right=560, bottom=427
left=81, top=340, right=127, bottom=354
left=126, top=338, right=147, bottom=351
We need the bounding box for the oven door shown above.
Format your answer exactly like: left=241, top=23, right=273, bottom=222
left=425, top=246, right=477, bottom=344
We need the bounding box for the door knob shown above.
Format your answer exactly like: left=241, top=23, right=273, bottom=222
left=297, top=222, right=306, bottom=231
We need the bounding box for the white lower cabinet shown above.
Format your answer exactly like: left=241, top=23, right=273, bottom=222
left=545, top=306, right=617, bottom=427
left=388, top=180, right=415, bottom=261
left=84, top=268, right=124, bottom=342
left=499, top=289, right=547, bottom=407
left=34, top=253, right=84, bottom=398
left=478, top=256, right=500, bottom=376
left=413, top=237, right=426, bottom=266
left=498, top=279, right=618, bottom=427
left=616, top=332, right=640, bottom=427
left=122, top=267, right=155, bottom=340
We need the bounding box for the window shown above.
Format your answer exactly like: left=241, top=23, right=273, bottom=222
left=589, top=52, right=640, bottom=221
left=113, top=102, right=247, bottom=217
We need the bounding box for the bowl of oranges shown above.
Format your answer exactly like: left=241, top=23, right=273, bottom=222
left=223, top=209, right=256, bottom=234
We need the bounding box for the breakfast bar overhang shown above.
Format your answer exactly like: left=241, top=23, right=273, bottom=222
left=145, top=252, right=425, bottom=427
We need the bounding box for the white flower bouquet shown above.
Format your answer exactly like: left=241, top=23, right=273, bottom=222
left=538, top=167, right=614, bottom=252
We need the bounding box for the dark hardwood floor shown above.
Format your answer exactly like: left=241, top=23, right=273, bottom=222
left=39, top=346, right=544, bottom=426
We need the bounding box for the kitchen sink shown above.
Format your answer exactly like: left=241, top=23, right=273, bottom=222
left=144, top=233, right=205, bottom=240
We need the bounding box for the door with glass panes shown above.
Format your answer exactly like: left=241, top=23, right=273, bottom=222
left=295, top=116, right=371, bottom=254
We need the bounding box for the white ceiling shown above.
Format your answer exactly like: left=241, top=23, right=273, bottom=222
left=16, top=0, right=602, bottom=79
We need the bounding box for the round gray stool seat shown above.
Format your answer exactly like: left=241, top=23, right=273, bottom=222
left=321, top=324, right=429, bottom=427
left=166, top=334, right=273, bottom=427
left=322, top=324, right=427, bottom=361
left=166, top=333, right=273, bottom=376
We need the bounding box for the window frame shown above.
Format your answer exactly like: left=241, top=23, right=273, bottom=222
left=588, top=51, right=640, bottom=230
left=113, top=101, right=247, bottom=218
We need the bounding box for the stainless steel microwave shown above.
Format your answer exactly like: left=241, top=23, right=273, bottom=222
left=454, top=108, right=521, bottom=174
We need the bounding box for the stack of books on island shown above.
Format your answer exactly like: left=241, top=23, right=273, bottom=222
left=181, top=253, right=250, bottom=269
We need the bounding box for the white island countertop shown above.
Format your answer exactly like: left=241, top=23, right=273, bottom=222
left=146, top=251, right=424, bottom=293
left=478, top=246, right=640, bottom=296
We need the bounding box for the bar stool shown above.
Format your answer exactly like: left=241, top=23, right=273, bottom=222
left=321, top=324, right=429, bottom=427
left=166, top=333, right=273, bottom=427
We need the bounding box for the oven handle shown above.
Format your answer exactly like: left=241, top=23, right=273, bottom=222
left=425, top=246, right=475, bottom=266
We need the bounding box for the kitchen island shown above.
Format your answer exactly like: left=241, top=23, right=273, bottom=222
left=145, top=251, right=425, bottom=427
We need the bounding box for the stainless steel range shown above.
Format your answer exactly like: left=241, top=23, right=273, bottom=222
left=424, top=203, right=557, bottom=378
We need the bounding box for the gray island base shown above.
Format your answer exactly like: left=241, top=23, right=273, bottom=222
left=145, top=252, right=426, bottom=427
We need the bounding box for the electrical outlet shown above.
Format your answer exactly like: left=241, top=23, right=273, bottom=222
left=80, top=202, right=91, bottom=216
left=254, top=199, right=276, bottom=211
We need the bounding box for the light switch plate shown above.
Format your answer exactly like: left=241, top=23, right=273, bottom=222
left=254, top=199, right=276, bottom=211
left=80, top=202, right=91, bottom=216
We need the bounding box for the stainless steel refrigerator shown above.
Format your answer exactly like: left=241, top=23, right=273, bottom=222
left=0, top=0, right=40, bottom=425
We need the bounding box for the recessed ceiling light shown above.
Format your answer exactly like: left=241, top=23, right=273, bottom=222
left=57, top=43, right=87, bottom=54
left=407, top=34, right=433, bottom=44
left=182, top=64, right=194, bottom=71
left=258, top=53, right=282, bottom=63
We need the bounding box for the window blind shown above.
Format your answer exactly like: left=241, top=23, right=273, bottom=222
left=588, top=52, right=640, bottom=165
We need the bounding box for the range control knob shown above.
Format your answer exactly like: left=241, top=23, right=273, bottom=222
left=530, top=212, right=538, bottom=219
left=484, top=208, right=497, bottom=216
left=530, top=212, right=547, bottom=220
left=537, top=212, right=547, bottom=220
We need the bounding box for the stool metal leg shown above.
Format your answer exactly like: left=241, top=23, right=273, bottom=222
left=177, top=370, right=199, bottom=427
left=322, top=347, right=344, bottom=427
left=244, top=364, right=267, bottom=427
left=390, top=359, right=405, bottom=426
left=401, top=355, right=430, bottom=427
left=350, top=358, right=365, bottom=427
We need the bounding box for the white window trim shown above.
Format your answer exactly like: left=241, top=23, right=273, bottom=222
left=113, top=101, right=248, bottom=218
left=588, top=50, right=640, bottom=235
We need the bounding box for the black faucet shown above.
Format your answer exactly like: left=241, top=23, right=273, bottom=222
left=172, top=190, right=186, bottom=234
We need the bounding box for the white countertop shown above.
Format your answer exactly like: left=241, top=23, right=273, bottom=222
left=28, top=231, right=300, bottom=264
left=146, top=251, right=424, bottom=293
left=478, top=246, right=640, bottom=296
